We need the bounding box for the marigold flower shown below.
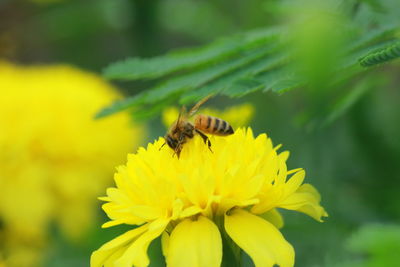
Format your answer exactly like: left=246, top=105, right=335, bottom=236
left=0, top=62, right=143, bottom=267
left=92, top=128, right=327, bottom=267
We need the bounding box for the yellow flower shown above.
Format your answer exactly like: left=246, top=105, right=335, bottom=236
left=0, top=62, right=143, bottom=266
left=92, top=128, right=327, bottom=267
left=162, top=103, right=254, bottom=129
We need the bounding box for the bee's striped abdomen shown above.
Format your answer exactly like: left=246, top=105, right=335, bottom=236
left=194, top=114, right=234, bottom=136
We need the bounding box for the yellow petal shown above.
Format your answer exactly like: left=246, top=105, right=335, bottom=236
left=224, top=209, right=294, bottom=267
left=275, top=151, right=289, bottom=185
left=161, top=232, right=170, bottom=257
left=115, top=219, right=168, bottom=267
left=284, top=170, right=305, bottom=196
left=91, top=224, right=149, bottom=267
left=259, top=208, right=284, bottom=229
left=278, top=184, right=327, bottom=221
left=98, top=196, right=111, bottom=201
left=166, top=216, right=222, bottom=267
left=171, top=199, right=184, bottom=220
left=286, top=168, right=303, bottom=175
left=218, top=197, right=259, bottom=215
left=129, top=205, right=162, bottom=220
left=103, top=247, right=125, bottom=267
left=180, top=206, right=203, bottom=218
left=298, top=183, right=321, bottom=202
left=102, top=219, right=126, bottom=228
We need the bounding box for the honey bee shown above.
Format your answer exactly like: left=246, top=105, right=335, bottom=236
left=162, top=95, right=234, bottom=158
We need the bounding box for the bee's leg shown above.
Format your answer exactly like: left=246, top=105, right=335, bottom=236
left=173, top=149, right=181, bottom=158
left=159, top=142, right=166, bottom=151
left=173, top=135, right=186, bottom=158
left=173, top=145, right=182, bottom=158
left=195, top=129, right=213, bottom=153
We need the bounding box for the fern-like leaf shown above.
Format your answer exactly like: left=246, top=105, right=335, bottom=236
left=96, top=44, right=278, bottom=118
left=180, top=51, right=288, bottom=103
left=96, top=11, right=400, bottom=119
left=103, top=27, right=281, bottom=80
left=359, top=41, right=400, bottom=67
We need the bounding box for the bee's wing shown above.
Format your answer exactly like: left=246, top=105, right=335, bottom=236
left=176, top=105, right=187, bottom=126
left=188, top=94, right=213, bottom=117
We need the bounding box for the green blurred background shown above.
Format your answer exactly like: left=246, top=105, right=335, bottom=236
left=1, top=0, right=399, bottom=266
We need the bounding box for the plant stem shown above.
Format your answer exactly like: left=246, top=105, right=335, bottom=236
left=215, top=216, right=242, bottom=267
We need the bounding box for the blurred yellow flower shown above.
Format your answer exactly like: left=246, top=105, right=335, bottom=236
left=0, top=62, right=143, bottom=267
left=162, top=103, right=254, bottom=129
left=92, top=128, right=327, bottom=267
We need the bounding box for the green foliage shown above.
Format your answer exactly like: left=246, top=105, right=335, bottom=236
left=322, top=77, right=374, bottom=126
left=103, top=27, right=281, bottom=80
left=336, top=224, right=400, bottom=267
left=359, top=41, right=400, bottom=67
left=96, top=1, right=400, bottom=121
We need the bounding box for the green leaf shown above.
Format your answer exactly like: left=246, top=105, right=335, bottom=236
left=342, top=224, right=400, bottom=267
left=262, top=68, right=303, bottom=93
left=223, top=78, right=265, bottom=98
left=95, top=94, right=146, bottom=119
left=148, top=237, right=166, bottom=267
left=180, top=51, right=288, bottom=103
left=96, top=7, right=400, bottom=120
left=97, top=44, right=280, bottom=118
left=348, top=23, right=400, bottom=52
left=223, top=67, right=302, bottom=97
left=322, top=77, right=373, bottom=126
left=346, top=224, right=400, bottom=253
left=331, top=39, right=399, bottom=86
left=359, top=41, right=400, bottom=67
left=103, top=27, right=281, bottom=80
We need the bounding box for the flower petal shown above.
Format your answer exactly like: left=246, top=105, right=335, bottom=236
left=180, top=206, right=203, bottom=219
left=161, top=232, right=170, bottom=257
left=284, top=169, right=305, bottom=196
left=224, top=209, right=294, bottom=267
left=91, top=224, right=149, bottom=267
left=278, top=184, right=327, bottom=221
left=166, top=216, right=222, bottom=267
left=260, top=208, right=284, bottom=229
left=275, top=151, right=289, bottom=185
left=115, top=219, right=169, bottom=267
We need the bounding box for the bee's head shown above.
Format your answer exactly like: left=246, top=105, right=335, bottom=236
left=165, top=134, right=178, bottom=150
